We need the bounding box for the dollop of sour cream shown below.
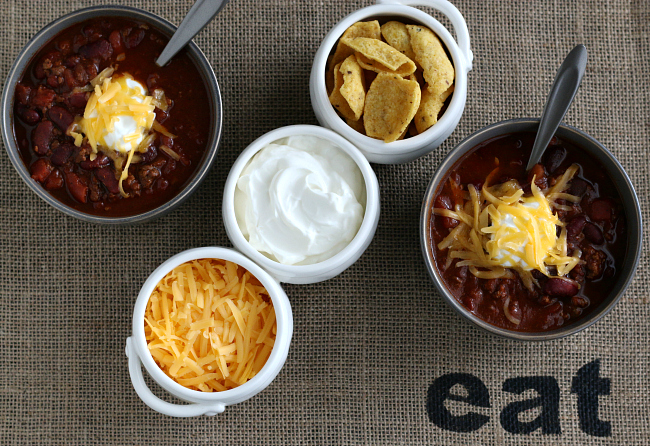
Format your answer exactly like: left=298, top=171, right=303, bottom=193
left=235, top=135, right=366, bottom=265
left=78, top=75, right=155, bottom=155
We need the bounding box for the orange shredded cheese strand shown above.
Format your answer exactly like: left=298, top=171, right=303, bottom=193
left=145, top=259, right=276, bottom=392
left=435, top=166, right=582, bottom=287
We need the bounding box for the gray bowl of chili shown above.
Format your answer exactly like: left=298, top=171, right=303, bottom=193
left=1, top=5, right=222, bottom=224
left=421, top=118, right=642, bottom=341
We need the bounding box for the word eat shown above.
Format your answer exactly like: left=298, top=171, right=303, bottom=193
left=427, top=360, right=610, bottom=437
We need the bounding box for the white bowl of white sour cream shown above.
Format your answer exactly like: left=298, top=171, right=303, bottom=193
left=223, top=125, right=380, bottom=284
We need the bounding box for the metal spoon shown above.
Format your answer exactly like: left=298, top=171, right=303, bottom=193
left=156, top=0, right=230, bottom=67
left=526, top=44, right=588, bottom=171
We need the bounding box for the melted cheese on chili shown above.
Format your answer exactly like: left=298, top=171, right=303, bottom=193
left=434, top=165, right=583, bottom=289
left=77, top=74, right=155, bottom=154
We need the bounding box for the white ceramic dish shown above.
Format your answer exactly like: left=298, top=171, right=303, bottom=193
left=309, top=0, right=473, bottom=164
left=126, top=247, right=293, bottom=417
left=223, top=125, right=380, bottom=284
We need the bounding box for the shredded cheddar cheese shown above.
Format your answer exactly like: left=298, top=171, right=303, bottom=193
left=144, top=259, right=277, bottom=392
left=69, top=71, right=175, bottom=197
left=434, top=164, right=583, bottom=290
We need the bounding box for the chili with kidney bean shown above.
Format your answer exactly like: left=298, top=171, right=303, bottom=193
left=13, top=17, right=211, bottom=217
left=429, top=132, right=627, bottom=332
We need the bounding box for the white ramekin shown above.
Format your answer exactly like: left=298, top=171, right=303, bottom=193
left=223, top=125, right=381, bottom=284
left=126, top=247, right=293, bottom=417
left=309, top=0, right=473, bottom=164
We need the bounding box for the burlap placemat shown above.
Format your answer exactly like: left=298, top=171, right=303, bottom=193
left=0, top=0, right=647, bottom=444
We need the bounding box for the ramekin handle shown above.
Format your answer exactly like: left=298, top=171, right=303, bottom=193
left=125, top=337, right=226, bottom=417
left=377, top=0, right=473, bottom=70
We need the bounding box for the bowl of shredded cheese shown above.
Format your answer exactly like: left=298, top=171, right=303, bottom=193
left=126, top=247, right=293, bottom=417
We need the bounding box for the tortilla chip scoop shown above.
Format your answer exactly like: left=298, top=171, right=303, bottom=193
left=328, top=62, right=358, bottom=121
left=406, top=25, right=454, bottom=97
left=338, top=55, right=366, bottom=121
left=331, top=20, right=381, bottom=67
left=363, top=72, right=421, bottom=143
left=414, top=84, right=455, bottom=134
left=342, top=37, right=416, bottom=76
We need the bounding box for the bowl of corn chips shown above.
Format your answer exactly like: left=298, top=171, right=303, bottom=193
left=310, top=0, right=473, bottom=164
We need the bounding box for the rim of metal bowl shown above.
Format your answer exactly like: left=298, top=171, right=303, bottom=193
left=0, top=5, right=223, bottom=224
left=420, top=118, right=643, bottom=341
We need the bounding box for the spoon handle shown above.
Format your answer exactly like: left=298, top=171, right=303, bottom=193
left=526, top=44, right=588, bottom=171
left=156, top=0, right=230, bottom=67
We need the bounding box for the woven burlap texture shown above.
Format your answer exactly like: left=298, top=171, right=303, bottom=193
left=0, top=0, right=648, bottom=445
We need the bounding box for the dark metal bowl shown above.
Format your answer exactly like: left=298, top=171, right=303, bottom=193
left=1, top=6, right=222, bottom=224
left=420, top=118, right=643, bottom=341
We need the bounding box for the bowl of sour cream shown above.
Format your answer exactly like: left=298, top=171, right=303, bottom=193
left=223, top=125, right=380, bottom=284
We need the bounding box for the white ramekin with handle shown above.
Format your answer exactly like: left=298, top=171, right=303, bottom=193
left=310, top=0, right=473, bottom=164
left=126, top=247, right=293, bottom=417
left=222, top=125, right=381, bottom=284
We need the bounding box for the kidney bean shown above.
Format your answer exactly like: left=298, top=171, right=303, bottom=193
left=463, top=288, right=482, bottom=312
left=109, top=30, right=124, bottom=53
left=179, top=154, right=191, bottom=167
left=50, top=143, right=75, bottom=166
left=78, top=39, right=113, bottom=60
left=82, top=24, right=103, bottom=42
left=30, top=158, right=54, bottom=182
left=434, top=194, right=459, bottom=229
left=566, top=214, right=586, bottom=239
left=63, top=69, right=76, bottom=91
left=64, top=54, right=81, bottom=68
left=527, top=163, right=547, bottom=189
left=154, top=107, right=168, bottom=123
left=543, top=277, right=579, bottom=298
left=48, top=105, right=74, bottom=131
left=15, top=84, right=31, bottom=105
left=72, top=34, right=88, bottom=52
left=568, top=178, right=589, bottom=197
left=139, top=145, right=157, bottom=164
left=124, top=28, right=145, bottom=49
left=16, top=105, right=40, bottom=124
left=79, top=154, right=110, bottom=170
left=583, top=222, right=604, bottom=244
left=46, top=74, right=61, bottom=89
left=543, top=146, right=566, bottom=174
left=83, top=61, right=98, bottom=79
left=160, top=135, right=173, bottom=149
left=588, top=198, right=613, bottom=221
left=43, top=169, right=64, bottom=190
left=30, top=85, right=57, bottom=108
left=67, top=92, right=88, bottom=109
left=64, top=171, right=89, bottom=203
left=155, top=177, right=169, bottom=191
left=74, top=63, right=89, bottom=85
left=32, top=121, right=54, bottom=154
left=95, top=167, right=120, bottom=194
